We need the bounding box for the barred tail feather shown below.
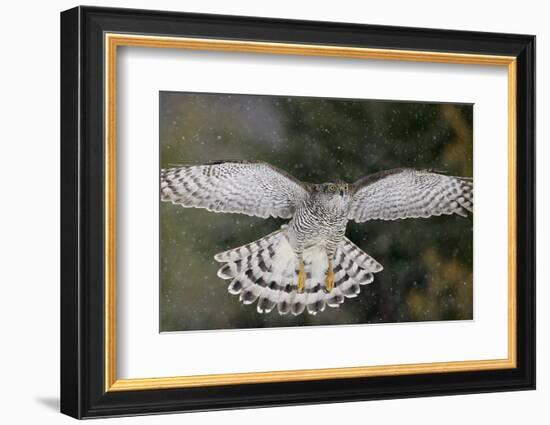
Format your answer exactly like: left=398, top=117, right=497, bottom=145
left=214, top=227, right=283, bottom=263
left=215, top=229, right=383, bottom=316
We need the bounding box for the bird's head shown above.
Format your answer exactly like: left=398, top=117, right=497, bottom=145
left=310, top=182, right=352, bottom=209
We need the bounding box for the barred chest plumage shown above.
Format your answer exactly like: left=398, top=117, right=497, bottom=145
left=287, top=192, right=351, bottom=255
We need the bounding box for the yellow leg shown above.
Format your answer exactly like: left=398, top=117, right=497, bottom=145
left=297, top=258, right=306, bottom=293
left=325, top=259, right=335, bottom=293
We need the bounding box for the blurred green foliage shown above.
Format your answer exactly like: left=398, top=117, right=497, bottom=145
left=159, top=92, right=473, bottom=332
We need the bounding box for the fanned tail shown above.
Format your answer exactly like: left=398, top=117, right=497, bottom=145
left=215, top=227, right=383, bottom=316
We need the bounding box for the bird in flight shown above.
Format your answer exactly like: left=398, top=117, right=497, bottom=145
left=161, top=160, right=473, bottom=316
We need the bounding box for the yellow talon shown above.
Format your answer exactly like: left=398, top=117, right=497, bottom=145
left=297, top=259, right=306, bottom=293
left=325, top=260, right=335, bottom=293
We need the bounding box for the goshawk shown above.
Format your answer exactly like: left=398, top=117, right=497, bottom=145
left=161, top=160, right=473, bottom=316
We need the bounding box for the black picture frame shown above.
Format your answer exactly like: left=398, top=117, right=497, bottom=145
left=60, top=5, right=535, bottom=419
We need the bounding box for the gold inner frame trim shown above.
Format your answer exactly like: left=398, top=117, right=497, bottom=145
left=104, top=33, right=518, bottom=392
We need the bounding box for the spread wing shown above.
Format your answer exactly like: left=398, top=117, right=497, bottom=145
left=161, top=160, right=308, bottom=219
left=348, top=168, right=473, bottom=222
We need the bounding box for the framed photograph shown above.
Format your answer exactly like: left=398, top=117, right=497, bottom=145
left=60, top=6, right=535, bottom=419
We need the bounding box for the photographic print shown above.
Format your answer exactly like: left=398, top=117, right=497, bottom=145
left=159, top=91, right=473, bottom=332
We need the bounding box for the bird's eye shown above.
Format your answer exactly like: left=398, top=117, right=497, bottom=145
left=328, top=185, right=336, bottom=192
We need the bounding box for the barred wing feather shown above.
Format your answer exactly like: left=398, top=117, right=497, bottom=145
left=348, top=168, right=473, bottom=222
left=161, top=160, right=308, bottom=219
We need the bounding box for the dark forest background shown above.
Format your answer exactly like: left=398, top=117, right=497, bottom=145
left=159, top=91, right=473, bottom=332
